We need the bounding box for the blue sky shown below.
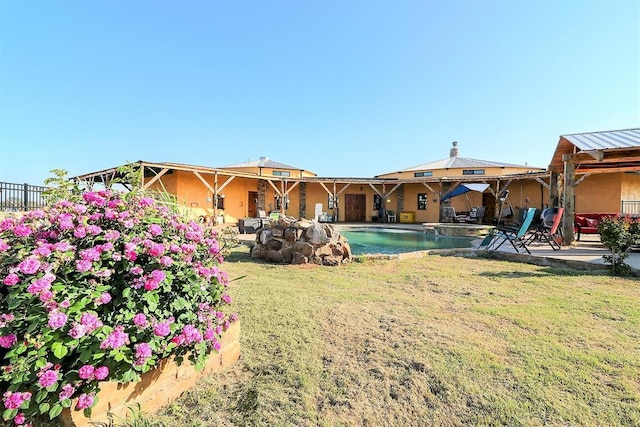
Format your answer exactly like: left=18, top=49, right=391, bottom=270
left=1, top=0, right=638, bottom=185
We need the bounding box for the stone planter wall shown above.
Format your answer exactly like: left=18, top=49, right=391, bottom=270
left=60, top=321, right=241, bottom=427
left=250, top=216, right=351, bottom=265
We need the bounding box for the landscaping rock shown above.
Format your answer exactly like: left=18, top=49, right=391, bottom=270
left=252, top=216, right=351, bottom=265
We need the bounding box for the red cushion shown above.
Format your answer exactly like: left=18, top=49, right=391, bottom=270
left=575, top=216, right=588, bottom=227
left=585, top=218, right=598, bottom=228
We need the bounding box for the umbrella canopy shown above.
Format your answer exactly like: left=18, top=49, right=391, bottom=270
left=441, top=183, right=490, bottom=202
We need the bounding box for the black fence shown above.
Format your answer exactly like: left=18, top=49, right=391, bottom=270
left=0, top=182, right=48, bottom=212
left=622, top=201, right=640, bottom=216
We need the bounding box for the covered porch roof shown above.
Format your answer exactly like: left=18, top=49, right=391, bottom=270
left=548, top=128, right=640, bottom=174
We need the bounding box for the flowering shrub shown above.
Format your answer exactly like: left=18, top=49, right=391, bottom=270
left=0, top=189, right=236, bottom=425
left=598, top=215, right=640, bottom=276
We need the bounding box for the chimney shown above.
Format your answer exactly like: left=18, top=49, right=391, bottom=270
left=450, top=141, right=459, bottom=158
left=260, top=156, right=268, bottom=161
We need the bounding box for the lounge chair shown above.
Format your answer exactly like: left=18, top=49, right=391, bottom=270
left=482, top=207, right=537, bottom=254
left=526, top=208, right=564, bottom=251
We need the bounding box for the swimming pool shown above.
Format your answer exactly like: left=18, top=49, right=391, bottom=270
left=339, top=227, right=475, bottom=255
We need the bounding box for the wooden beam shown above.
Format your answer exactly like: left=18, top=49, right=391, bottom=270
left=575, top=154, right=640, bottom=164
left=385, top=183, right=402, bottom=197
left=368, top=183, right=383, bottom=197
left=142, top=168, right=169, bottom=190
left=573, top=173, right=590, bottom=186
left=581, top=149, right=604, bottom=161
left=193, top=171, right=216, bottom=194
left=319, top=182, right=332, bottom=195
left=217, top=176, right=236, bottom=192
left=534, top=177, right=550, bottom=190
left=574, top=165, right=640, bottom=174
left=267, top=180, right=282, bottom=196
left=421, top=183, right=436, bottom=193
left=284, top=181, right=300, bottom=195
left=336, top=183, right=351, bottom=196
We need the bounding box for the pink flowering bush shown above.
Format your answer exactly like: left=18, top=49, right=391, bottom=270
left=0, top=188, right=236, bottom=425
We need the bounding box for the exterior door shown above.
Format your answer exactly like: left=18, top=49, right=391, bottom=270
left=345, top=194, right=366, bottom=222
left=482, top=192, right=495, bottom=224
left=248, top=191, right=258, bottom=218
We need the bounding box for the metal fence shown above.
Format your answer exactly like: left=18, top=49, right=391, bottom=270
left=621, top=200, right=640, bottom=216
left=0, top=182, right=48, bottom=212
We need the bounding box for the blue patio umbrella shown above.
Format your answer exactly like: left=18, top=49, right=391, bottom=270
left=440, top=183, right=490, bottom=203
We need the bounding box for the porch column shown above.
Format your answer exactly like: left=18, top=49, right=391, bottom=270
left=549, top=170, right=559, bottom=208
left=562, top=154, right=576, bottom=245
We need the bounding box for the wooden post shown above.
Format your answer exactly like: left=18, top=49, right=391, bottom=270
left=562, top=154, right=575, bottom=245
left=139, top=164, right=144, bottom=190
left=549, top=170, right=559, bottom=208
left=332, top=181, right=337, bottom=222
left=493, top=181, right=502, bottom=225
left=213, top=172, right=218, bottom=221
left=280, top=180, right=286, bottom=215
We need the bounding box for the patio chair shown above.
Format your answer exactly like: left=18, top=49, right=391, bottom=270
left=525, top=208, right=564, bottom=251
left=464, top=206, right=486, bottom=224
left=482, top=207, right=537, bottom=254
left=443, top=206, right=457, bottom=223
left=386, top=210, right=397, bottom=223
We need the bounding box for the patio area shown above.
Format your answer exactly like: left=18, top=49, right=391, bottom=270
left=229, top=222, right=640, bottom=275
left=478, top=233, right=640, bottom=275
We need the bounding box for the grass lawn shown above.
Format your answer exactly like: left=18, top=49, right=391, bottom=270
left=140, top=248, right=640, bottom=426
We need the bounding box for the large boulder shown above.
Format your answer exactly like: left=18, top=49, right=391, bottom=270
left=250, top=216, right=350, bottom=265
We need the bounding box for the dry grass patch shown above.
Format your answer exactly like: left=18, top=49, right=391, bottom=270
left=137, top=250, right=640, bottom=427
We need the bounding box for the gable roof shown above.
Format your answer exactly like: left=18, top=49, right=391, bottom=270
left=549, top=128, right=640, bottom=172
left=220, top=156, right=304, bottom=171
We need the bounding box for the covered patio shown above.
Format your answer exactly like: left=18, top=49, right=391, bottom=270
left=547, top=128, right=640, bottom=244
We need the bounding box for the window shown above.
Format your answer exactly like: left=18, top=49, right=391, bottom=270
left=216, top=195, right=225, bottom=210
left=272, top=170, right=291, bottom=177
left=328, top=194, right=336, bottom=209
left=417, top=193, right=428, bottom=210
left=373, top=194, right=382, bottom=210
left=414, top=171, right=433, bottom=177
left=462, top=169, right=485, bottom=175
left=274, top=195, right=289, bottom=210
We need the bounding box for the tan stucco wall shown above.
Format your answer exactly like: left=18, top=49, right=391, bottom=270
left=302, top=183, right=386, bottom=222
left=401, top=179, right=549, bottom=224
left=401, top=184, right=439, bottom=223
left=221, top=166, right=315, bottom=178
left=147, top=171, right=262, bottom=223
left=621, top=173, right=640, bottom=201
left=377, top=166, right=543, bottom=179
left=574, top=174, right=622, bottom=213
left=147, top=167, right=631, bottom=224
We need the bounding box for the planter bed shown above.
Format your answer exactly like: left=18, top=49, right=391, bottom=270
left=60, top=321, right=240, bottom=427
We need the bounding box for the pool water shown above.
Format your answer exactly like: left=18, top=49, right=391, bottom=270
left=340, top=227, right=475, bottom=255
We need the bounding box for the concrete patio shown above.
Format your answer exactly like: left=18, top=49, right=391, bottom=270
left=229, top=222, right=640, bottom=276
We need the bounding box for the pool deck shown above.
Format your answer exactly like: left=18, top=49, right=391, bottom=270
left=229, top=222, right=640, bottom=275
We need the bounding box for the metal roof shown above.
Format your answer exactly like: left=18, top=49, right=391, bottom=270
left=221, top=156, right=306, bottom=171
left=561, top=128, right=640, bottom=151
left=378, top=156, right=539, bottom=176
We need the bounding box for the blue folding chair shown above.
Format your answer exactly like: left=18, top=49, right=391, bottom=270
left=483, top=208, right=538, bottom=254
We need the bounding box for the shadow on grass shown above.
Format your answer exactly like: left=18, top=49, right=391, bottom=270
left=479, top=266, right=609, bottom=279
left=223, top=249, right=254, bottom=263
